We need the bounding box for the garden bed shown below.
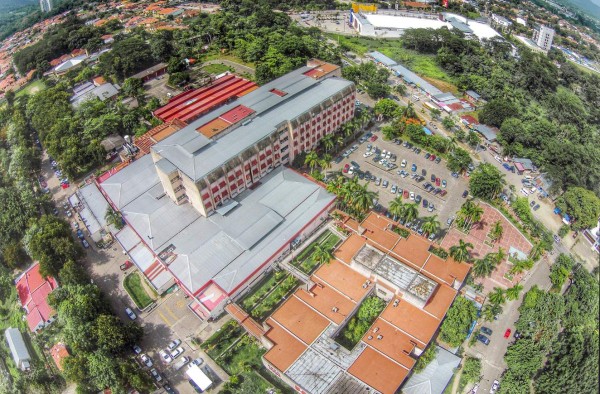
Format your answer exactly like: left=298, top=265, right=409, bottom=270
left=240, top=271, right=299, bottom=321
left=123, top=272, right=154, bottom=309
left=290, top=230, right=340, bottom=274
left=201, top=320, right=245, bottom=360
left=335, top=296, right=386, bottom=350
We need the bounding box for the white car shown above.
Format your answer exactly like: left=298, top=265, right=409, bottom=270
left=125, top=307, right=137, bottom=320
left=410, top=192, right=415, bottom=200
left=363, top=152, right=373, bottom=158
left=150, top=368, right=162, bottom=382
left=489, top=380, right=499, bottom=393
left=401, top=159, right=407, bottom=168
left=133, top=345, right=142, bottom=354
left=167, top=339, right=182, bottom=350
left=385, top=151, right=391, bottom=159
left=391, top=185, right=397, bottom=194
left=470, top=383, right=479, bottom=394
left=191, top=357, right=204, bottom=367
left=140, top=354, right=153, bottom=368
left=159, top=350, right=173, bottom=364
left=170, top=346, right=184, bottom=359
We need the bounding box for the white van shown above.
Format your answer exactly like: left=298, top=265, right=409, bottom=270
left=412, top=94, right=420, bottom=101
left=173, top=356, right=189, bottom=371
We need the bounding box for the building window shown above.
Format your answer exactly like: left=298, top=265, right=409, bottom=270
left=176, top=194, right=187, bottom=202
left=174, top=185, right=184, bottom=192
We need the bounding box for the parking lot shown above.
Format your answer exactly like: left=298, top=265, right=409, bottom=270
left=145, top=76, right=182, bottom=103
left=331, top=129, right=470, bottom=238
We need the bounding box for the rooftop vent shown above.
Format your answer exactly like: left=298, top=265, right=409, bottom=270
left=377, top=335, right=383, bottom=340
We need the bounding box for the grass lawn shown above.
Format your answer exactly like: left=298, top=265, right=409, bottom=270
left=291, top=230, right=340, bottom=274
left=202, top=63, right=234, bottom=75
left=203, top=53, right=256, bottom=69
left=331, top=35, right=458, bottom=93
left=15, top=79, right=47, bottom=97
left=123, top=272, right=154, bottom=309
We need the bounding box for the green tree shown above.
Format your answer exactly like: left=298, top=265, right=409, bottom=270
left=442, top=116, right=455, bottom=130
left=400, top=202, right=420, bottom=223
left=439, top=296, right=478, bottom=347
left=414, top=345, right=436, bottom=373
left=59, top=260, right=88, bottom=286
left=469, top=163, right=505, bottom=200
left=449, top=239, right=473, bottom=263
left=446, top=147, right=472, bottom=173
left=374, top=98, right=400, bottom=119
left=479, top=98, right=518, bottom=128
left=95, top=314, right=143, bottom=354
left=421, top=215, right=440, bottom=236
left=489, top=220, right=503, bottom=243
left=473, top=255, right=496, bottom=278
left=311, top=244, right=333, bottom=266
left=556, top=187, right=600, bottom=231
left=388, top=197, right=405, bottom=219
left=488, top=287, right=506, bottom=305
left=549, top=254, right=574, bottom=290
left=460, top=357, right=482, bottom=389
left=506, top=283, right=524, bottom=301
left=304, top=151, right=320, bottom=170
left=356, top=296, right=385, bottom=321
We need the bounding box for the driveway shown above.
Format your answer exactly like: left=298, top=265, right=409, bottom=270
left=144, top=76, right=182, bottom=103
left=464, top=254, right=552, bottom=393
left=331, top=131, right=469, bottom=237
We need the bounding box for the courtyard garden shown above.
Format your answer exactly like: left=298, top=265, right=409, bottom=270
left=123, top=272, right=155, bottom=309
left=335, top=296, right=386, bottom=350
left=290, top=230, right=340, bottom=274
left=201, top=321, right=292, bottom=394
left=239, top=270, right=299, bottom=321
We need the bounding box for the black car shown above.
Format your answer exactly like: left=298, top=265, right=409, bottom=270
left=480, top=326, right=493, bottom=336
left=430, top=174, right=436, bottom=182
left=415, top=148, right=421, bottom=154
left=462, top=190, right=469, bottom=198
left=421, top=169, right=427, bottom=176
left=533, top=204, right=540, bottom=211
left=514, top=330, right=522, bottom=339
left=425, top=152, right=431, bottom=159
left=477, top=334, right=490, bottom=345
left=415, top=195, right=422, bottom=203
left=422, top=199, right=428, bottom=208
left=406, top=142, right=413, bottom=149
left=334, top=156, right=343, bottom=164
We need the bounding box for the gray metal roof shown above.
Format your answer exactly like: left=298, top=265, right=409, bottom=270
left=402, top=346, right=460, bottom=394
left=514, top=157, right=534, bottom=170
left=473, top=124, right=498, bottom=142
left=5, top=328, right=31, bottom=365
left=367, top=51, right=397, bottom=67
left=391, top=63, right=443, bottom=96
left=99, top=160, right=335, bottom=295
left=77, top=183, right=109, bottom=237
left=152, top=69, right=353, bottom=182
left=71, top=83, right=120, bottom=107
left=465, top=90, right=481, bottom=99
left=131, top=62, right=167, bottom=79
left=447, top=17, right=473, bottom=33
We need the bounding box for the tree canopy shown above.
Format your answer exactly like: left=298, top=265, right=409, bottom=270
left=439, top=296, right=478, bottom=347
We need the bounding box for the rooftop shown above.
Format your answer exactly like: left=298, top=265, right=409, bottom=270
left=402, top=346, right=461, bottom=394
left=151, top=66, right=354, bottom=182
left=99, top=160, right=335, bottom=296
left=15, top=263, right=58, bottom=332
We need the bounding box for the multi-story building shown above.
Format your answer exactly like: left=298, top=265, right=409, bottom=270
left=40, top=0, right=52, bottom=12
left=532, top=24, right=555, bottom=52
left=90, top=60, right=355, bottom=319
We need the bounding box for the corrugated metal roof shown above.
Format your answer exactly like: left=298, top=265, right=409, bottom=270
left=391, top=63, right=443, bottom=96
left=5, top=328, right=31, bottom=365
left=367, top=51, right=397, bottom=67
left=402, top=346, right=460, bottom=394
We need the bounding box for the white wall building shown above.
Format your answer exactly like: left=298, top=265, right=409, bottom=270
left=533, top=24, right=555, bottom=52
left=40, top=0, right=52, bottom=12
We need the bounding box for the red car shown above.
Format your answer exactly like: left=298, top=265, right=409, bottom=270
left=370, top=135, right=378, bottom=142
left=343, top=164, right=349, bottom=173
left=429, top=154, right=436, bottom=161
left=120, top=260, right=134, bottom=271
left=504, top=329, right=511, bottom=338
left=403, top=190, right=409, bottom=199
left=440, top=190, right=447, bottom=197
left=435, top=177, right=440, bottom=186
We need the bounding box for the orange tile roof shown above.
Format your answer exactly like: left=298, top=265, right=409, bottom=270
left=196, top=117, right=230, bottom=138
left=263, top=321, right=307, bottom=373
left=359, top=214, right=400, bottom=250
left=303, top=61, right=340, bottom=79
left=423, top=283, right=457, bottom=320
left=348, top=347, right=410, bottom=394
left=334, top=233, right=365, bottom=264
left=380, top=298, right=440, bottom=346
left=92, top=76, right=106, bottom=86
left=390, top=235, right=432, bottom=270
left=270, top=296, right=329, bottom=344
left=294, top=283, right=357, bottom=325
left=423, top=253, right=471, bottom=286
left=225, top=303, right=266, bottom=339
left=50, top=343, right=69, bottom=371
left=158, top=7, right=178, bottom=15
left=362, top=318, right=417, bottom=369
left=313, top=259, right=370, bottom=302
left=133, top=119, right=186, bottom=157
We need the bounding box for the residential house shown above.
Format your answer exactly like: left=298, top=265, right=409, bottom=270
left=15, top=263, right=59, bottom=332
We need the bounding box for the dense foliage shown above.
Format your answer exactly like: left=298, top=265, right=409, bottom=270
left=336, top=296, right=385, bottom=349
left=439, top=296, right=478, bottom=347
left=556, top=187, right=600, bottom=230
left=500, top=266, right=599, bottom=393
left=469, top=163, right=505, bottom=200
left=401, top=27, right=600, bottom=197
left=342, top=62, right=390, bottom=98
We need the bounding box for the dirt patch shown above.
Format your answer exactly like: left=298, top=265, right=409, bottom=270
left=422, top=76, right=458, bottom=94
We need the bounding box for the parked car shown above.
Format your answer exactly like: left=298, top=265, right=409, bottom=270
left=480, top=326, right=493, bottom=336
left=435, top=177, right=441, bottom=186
left=120, top=260, right=133, bottom=271
left=428, top=203, right=434, bottom=212
left=150, top=368, right=162, bottom=382
left=435, top=157, right=441, bottom=164
left=451, top=172, right=459, bottom=178
left=163, top=384, right=176, bottom=394
left=167, top=339, right=182, bottom=350
left=141, top=354, right=153, bottom=368
left=422, top=199, right=428, bottom=208
left=401, top=159, right=407, bottom=168
left=350, top=161, right=360, bottom=169
left=504, top=329, right=512, bottom=338
left=424, top=152, right=431, bottom=159
left=370, top=135, right=378, bottom=141
left=430, top=174, right=436, bottom=182
left=441, top=179, right=447, bottom=188
left=490, top=380, right=500, bottom=393
left=76, top=229, right=84, bottom=239
left=173, top=356, right=190, bottom=371
left=125, top=307, right=137, bottom=320
left=409, top=192, right=415, bottom=200
left=403, top=190, right=409, bottom=199
left=533, top=204, right=540, bottom=211
left=159, top=350, right=173, bottom=364
left=170, top=346, right=184, bottom=359
left=477, top=334, right=490, bottom=345
left=502, top=163, right=511, bottom=171
left=411, top=164, right=417, bottom=172
left=133, top=345, right=142, bottom=354
left=429, top=154, right=436, bottom=162
left=440, top=190, right=448, bottom=197
left=382, top=180, right=389, bottom=188
left=391, top=185, right=397, bottom=194
left=421, top=169, right=427, bottom=176
left=415, top=195, right=422, bottom=203
left=191, top=357, right=204, bottom=367
left=343, top=164, right=349, bottom=173
left=81, top=239, right=89, bottom=248
left=462, top=190, right=469, bottom=198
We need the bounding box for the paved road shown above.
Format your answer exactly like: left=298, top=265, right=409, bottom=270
left=464, top=252, right=553, bottom=393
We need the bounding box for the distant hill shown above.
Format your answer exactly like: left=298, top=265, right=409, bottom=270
left=554, top=0, right=600, bottom=20
left=0, top=0, right=38, bottom=13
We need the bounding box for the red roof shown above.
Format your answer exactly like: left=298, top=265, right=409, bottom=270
left=153, top=74, right=257, bottom=123
left=15, top=263, right=58, bottom=332
left=514, top=162, right=525, bottom=172
left=460, top=115, right=478, bottom=125
left=50, top=343, right=69, bottom=371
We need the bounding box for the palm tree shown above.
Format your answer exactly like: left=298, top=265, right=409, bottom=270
left=401, top=202, right=420, bottom=223
left=505, top=283, right=523, bottom=301
left=341, top=122, right=354, bottom=138
left=473, top=256, right=496, bottom=278
left=449, top=239, right=474, bottom=263
left=509, top=258, right=534, bottom=275
left=489, top=220, right=504, bottom=242
left=469, top=202, right=484, bottom=223
left=351, top=182, right=377, bottom=213
left=388, top=197, right=405, bottom=219
left=492, top=247, right=506, bottom=265
left=311, top=244, right=334, bottom=266
left=304, top=151, right=319, bottom=170
left=319, top=153, right=332, bottom=171
left=481, top=303, right=503, bottom=322
left=403, top=102, right=416, bottom=119
left=488, top=287, right=506, bottom=305
left=421, top=215, right=440, bottom=236
left=321, top=134, right=334, bottom=153
left=529, top=241, right=544, bottom=261
left=326, top=175, right=344, bottom=195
